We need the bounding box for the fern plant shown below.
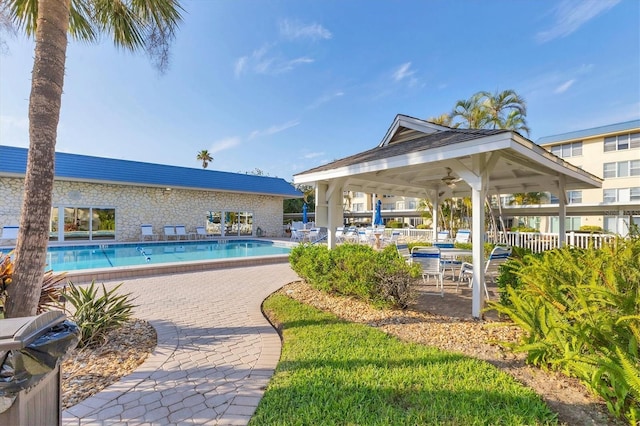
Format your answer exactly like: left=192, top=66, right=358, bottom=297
left=64, top=281, right=137, bottom=348
left=488, top=237, right=640, bottom=423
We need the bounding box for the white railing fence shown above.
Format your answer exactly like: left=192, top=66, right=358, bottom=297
left=489, top=231, right=617, bottom=252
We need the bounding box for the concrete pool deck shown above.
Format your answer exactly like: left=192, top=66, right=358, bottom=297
left=62, top=262, right=299, bottom=425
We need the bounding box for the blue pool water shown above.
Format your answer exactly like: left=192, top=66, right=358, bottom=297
left=44, top=240, right=292, bottom=272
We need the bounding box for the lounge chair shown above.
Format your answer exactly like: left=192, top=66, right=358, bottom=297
left=163, top=225, right=177, bottom=240
left=196, top=226, right=213, bottom=240
left=436, top=230, right=451, bottom=242
left=458, top=245, right=512, bottom=299
left=455, top=229, right=471, bottom=244
left=175, top=225, right=188, bottom=240
left=0, top=225, right=19, bottom=244
left=411, top=246, right=444, bottom=297
left=140, top=224, right=158, bottom=241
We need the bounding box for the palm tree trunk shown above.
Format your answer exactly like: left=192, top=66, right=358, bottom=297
left=6, top=0, right=70, bottom=318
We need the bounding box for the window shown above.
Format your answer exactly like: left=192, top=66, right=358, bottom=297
left=603, top=189, right=617, bottom=203
left=604, top=132, right=640, bottom=152
left=603, top=188, right=637, bottom=203
left=603, top=160, right=640, bottom=178
left=550, top=141, right=582, bottom=158
left=51, top=207, right=116, bottom=241
left=353, top=203, right=364, bottom=212
left=407, top=200, right=417, bottom=209
left=567, top=191, right=582, bottom=204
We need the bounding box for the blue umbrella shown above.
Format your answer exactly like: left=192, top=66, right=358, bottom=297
left=302, top=203, right=308, bottom=225
left=374, top=199, right=383, bottom=226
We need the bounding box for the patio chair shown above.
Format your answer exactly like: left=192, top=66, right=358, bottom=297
left=0, top=225, right=19, bottom=245
left=335, top=227, right=345, bottom=243
left=342, top=227, right=358, bottom=243
left=433, top=241, right=459, bottom=279
left=454, top=229, right=471, bottom=244
left=163, top=225, right=177, bottom=240
left=411, top=246, right=444, bottom=297
left=458, top=245, right=512, bottom=299
left=396, top=243, right=411, bottom=262
left=175, top=225, right=188, bottom=240
left=196, top=226, right=213, bottom=240
left=290, top=228, right=303, bottom=242
left=436, top=230, right=451, bottom=242
left=382, top=230, right=402, bottom=247
left=140, top=224, right=158, bottom=241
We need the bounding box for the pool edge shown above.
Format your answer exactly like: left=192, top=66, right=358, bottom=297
left=63, top=253, right=291, bottom=284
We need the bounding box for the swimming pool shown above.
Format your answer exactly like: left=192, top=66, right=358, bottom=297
left=45, top=240, right=292, bottom=272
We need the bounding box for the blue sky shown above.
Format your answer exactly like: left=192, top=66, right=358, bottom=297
left=1, top=0, right=639, bottom=182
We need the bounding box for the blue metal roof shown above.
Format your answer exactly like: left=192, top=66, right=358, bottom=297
left=0, top=145, right=302, bottom=198
left=536, top=119, right=640, bottom=145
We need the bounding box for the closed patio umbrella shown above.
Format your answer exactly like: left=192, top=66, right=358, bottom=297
left=302, top=203, right=308, bottom=226
left=374, top=199, right=383, bottom=226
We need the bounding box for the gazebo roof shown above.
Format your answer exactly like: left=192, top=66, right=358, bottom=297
left=294, top=114, right=602, bottom=199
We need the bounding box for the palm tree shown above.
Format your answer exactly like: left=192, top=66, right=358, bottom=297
left=196, top=150, right=213, bottom=168
left=480, top=89, right=529, bottom=136
left=4, top=0, right=183, bottom=318
left=449, top=90, right=529, bottom=135
left=450, top=92, right=490, bottom=129
left=427, top=113, right=455, bottom=127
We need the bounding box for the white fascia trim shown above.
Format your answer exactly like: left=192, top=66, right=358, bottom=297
left=295, top=132, right=513, bottom=185
left=378, top=114, right=449, bottom=147
left=510, top=135, right=602, bottom=187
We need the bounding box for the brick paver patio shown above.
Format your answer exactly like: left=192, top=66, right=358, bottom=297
left=62, top=263, right=299, bottom=426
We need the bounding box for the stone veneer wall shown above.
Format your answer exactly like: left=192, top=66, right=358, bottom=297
left=0, top=178, right=286, bottom=241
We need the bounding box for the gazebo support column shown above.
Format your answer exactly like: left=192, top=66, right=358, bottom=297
left=326, top=179, right=345, bottom=249
left=315, top=183, right=329, bottom=228
left=557, top=175, right=567, bottom=247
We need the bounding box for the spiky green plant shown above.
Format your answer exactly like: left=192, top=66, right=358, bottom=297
left=64, top=281, right=136, bottom=348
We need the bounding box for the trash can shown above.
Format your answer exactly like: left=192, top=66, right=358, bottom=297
left=0, top=311, right=79, bottom=426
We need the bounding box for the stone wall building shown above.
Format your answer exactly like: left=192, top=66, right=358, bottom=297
left=0, top=146, right=301, bottom=243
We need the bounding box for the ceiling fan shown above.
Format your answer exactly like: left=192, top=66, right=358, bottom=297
left=441, top=167, right=462, bottom=188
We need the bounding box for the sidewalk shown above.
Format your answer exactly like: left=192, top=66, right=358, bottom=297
left=63, top=263, right=299, bottom=426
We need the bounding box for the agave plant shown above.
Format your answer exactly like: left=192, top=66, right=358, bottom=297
left=63, top=281, right=137, bottom=348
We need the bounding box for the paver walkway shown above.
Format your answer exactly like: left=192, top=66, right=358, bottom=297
left=63, top=263, right=299, bottom=426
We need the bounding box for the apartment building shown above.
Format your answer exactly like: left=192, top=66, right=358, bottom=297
left=536, top=120, right=640, bottom=235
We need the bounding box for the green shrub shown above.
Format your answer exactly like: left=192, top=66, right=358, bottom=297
left=64, top=281, right=136, bottom=348
left=385, top=220, right=404, bottom=228
left=289, top=244, right=419, bottom=308
left=488, top=237, right=640, bottom=423
left=579, top=225, right=604, bottom=233
left=510, top=226, right=538, bottom=232
left=289, top=244, right=333, bottom=291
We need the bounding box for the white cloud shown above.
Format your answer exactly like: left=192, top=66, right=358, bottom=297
left=307, top=91, right=344, bottom=109
left=535, top=0, right=620, bottom=43
left=554, top=79, right=575, bottom=94
left=279, top=19, right=332, bottom=41
left=520, top=64, right=594, bottom=98
left=234, top=45, right=314, bottom=77
left=209, top=137, right=242, bottom=154
left=392, top=62, right=415, bottom=82
left=248, top=120, right=300, bottom=140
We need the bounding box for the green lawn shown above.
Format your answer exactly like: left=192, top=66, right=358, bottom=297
left=251, top=294, right=557, bottom=426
